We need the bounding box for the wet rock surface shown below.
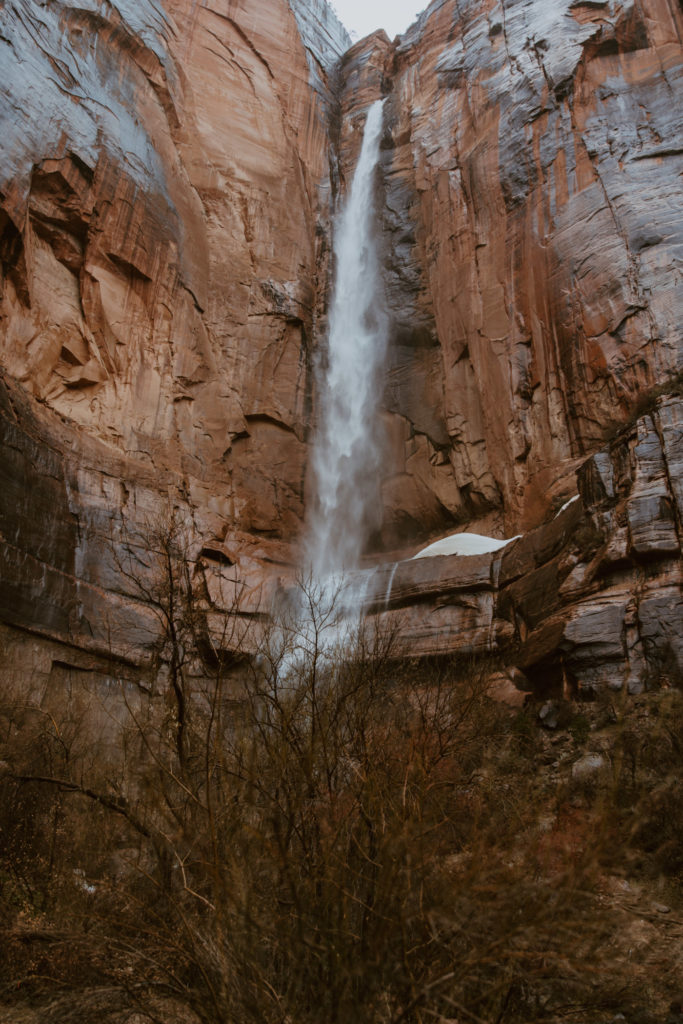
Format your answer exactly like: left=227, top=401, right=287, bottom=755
left=363, top=394, right=683, bottom=689
left=0, top=0, right=682, bottom=693
left=0, top=0, right=348, bottom=543
left=339, top=0, right=683, bottom=540
left=4, top=361, right=680, bottom=693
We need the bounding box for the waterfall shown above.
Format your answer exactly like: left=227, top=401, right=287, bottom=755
left=307, top=99, right=388, bottom=583
left=384, top=561, right=399, bottom=608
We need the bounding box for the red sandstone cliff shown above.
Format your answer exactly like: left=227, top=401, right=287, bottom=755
left=0, top=0, right=681, bottom=692
left=0, top=0, right=348, bottom=541
left=339, top=0, right=683, bottom=543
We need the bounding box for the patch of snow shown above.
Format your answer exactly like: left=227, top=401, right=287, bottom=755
left=412, top=532, right=520, bottom=559
left=73, top=868, right=97, bottom=894
left=556, top=495, right=580, bottom=517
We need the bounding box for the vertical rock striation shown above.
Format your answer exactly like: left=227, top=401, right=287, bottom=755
left=338, top=0, right=683, bottom=544
left=0, top=0, right=682, bottom=689
left=0, top=0, right=349, bottom=677
left=0, top=0, right=348, bottom=544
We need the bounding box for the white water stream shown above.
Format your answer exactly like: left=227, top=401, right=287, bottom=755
left=270, top=101, right=388, bottom=677
left=307, top=99, right=388, bottom=584
left=279, top=100, right=519, bottom=657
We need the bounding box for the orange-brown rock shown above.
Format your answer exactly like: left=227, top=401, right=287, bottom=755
left=338, top=0, right=683, bottom=546
left=0, top=0, right=349, bottom=683
left=1, top=0, right=682, bottom=694
left=362, top=394, right=683, bottom=692
left=0, top=0, right=348, bottom=544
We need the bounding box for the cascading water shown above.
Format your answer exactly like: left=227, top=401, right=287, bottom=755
left=307, top=99, right=388, bottom=585
left=270, top=100, right=387, bottom=676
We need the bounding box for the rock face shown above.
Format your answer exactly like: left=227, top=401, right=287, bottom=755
left=0, top=0, right=682, bottom=692
left=0, top=0, right=348, bottom=543
left=339, top=0, right=683, bottom=543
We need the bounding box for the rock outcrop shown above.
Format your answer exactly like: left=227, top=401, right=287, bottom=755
left=365, top=392, right=683, bottom=693
left=0, top=0, right=682, bottom=693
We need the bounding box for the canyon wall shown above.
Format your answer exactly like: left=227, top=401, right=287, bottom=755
left=369, top=392, right=683, bottom=696
left=340, top=0, right=683, bottom=544
left=0, top=0, right=350, bottom=682
left=0, top=0, right=348, bottom=543
left=0, top=0, right=682, bottom=692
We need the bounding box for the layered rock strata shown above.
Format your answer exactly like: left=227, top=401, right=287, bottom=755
left=369, top=394, right=683, bottom=692
left=4, top=354, right=678, bottom=695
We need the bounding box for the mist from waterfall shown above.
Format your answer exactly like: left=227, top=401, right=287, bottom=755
left=307, top=99, right=388, bottom=584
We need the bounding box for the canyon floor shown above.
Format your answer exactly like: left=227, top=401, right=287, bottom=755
left=1, top=641, right=681, bottom=1024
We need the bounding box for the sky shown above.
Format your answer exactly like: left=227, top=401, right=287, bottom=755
left=332, top=0, right=427, bottom=41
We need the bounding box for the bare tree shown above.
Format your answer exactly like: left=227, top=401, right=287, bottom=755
left=1, top=527, right=681, bottom=1024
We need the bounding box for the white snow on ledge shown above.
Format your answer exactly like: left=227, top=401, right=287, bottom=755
left=413, top=532, right=521, bottom=560
left=411, top=496, right=581, bottom=560
left=556, top=495, right=580, bottom=517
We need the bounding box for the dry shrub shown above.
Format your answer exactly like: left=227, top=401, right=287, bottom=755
left=607, top=690, right=683, bottom=879
left=0, top=548, right=680, bottom=1023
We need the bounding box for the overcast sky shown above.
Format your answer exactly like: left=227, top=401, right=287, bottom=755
left=332, top=0, right=427, bottom=41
